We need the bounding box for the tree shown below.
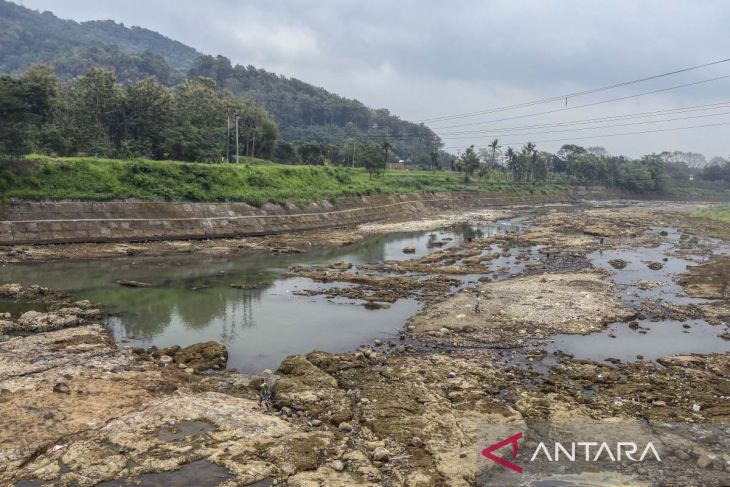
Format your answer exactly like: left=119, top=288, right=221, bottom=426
left=298, top=142, right=326, bottom=165
left=120, top=77, right=173, bottom=158
left=586, top=146, right=608, bottom=158
left=381, top=141, right=392, bottom=165
left=505, top=147, right=517, bottom=180
left=67, top=68, right=125, bottom=156
left=360, top=143, right=386, bottom=177
left=429, top=150, right=439, bottom=172
left=459, top=145, right=480, bottom=182
left=273, top=141, right=299, bottom=164
left=0, top=73, right=58, bottom=156
left=488, top=139, right=501, bottom=168
left=521, top=142, right=537, bottom=182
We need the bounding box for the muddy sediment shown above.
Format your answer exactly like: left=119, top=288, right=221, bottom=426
left=2, top=201, right=730, bottom=486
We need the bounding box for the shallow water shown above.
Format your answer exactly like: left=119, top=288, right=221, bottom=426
left=0, top=221, right=512, bottom=372
left=548, top=227, right=730, bottom=363
left=95, top=460, right=232, bottom=487
left=548, top=319, right=730, bottom=362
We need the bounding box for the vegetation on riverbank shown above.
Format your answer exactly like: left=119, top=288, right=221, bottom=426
left=0, top=156, right=566, bottom=205
left=691, top=205, right=730, bottom=224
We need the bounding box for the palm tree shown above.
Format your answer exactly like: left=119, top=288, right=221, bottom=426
left=522, top=142, right=537, bottom=181
left=505, top=147, right=517, bottom=180
left=488, top=139, right=501, bottom=168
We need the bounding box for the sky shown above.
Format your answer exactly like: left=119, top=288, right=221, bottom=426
left=19, top=0, right=730, bottom=159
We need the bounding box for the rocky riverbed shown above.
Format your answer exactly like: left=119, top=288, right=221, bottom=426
left=2, top=201, right=730, bottom=486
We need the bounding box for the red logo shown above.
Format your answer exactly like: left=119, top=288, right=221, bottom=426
left=481, top=432, right=523, bottom=473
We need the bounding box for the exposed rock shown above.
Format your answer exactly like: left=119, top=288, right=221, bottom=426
left=172, top=341, right=228, bottom=372
left=402, top=246, right=416, bottom=254
left=608, top=259, right=628, bottom=269
left=697, top=454, right=713, bottom=469
left=410, top=272, right=632, bottom=346
left=115, top=279, right=152, bottom=288
left=2, top=310, right=81, bottom=334
left=636, top=279, right=666, bottom=290
left=52, top=382, right=70, bottom=394
left=647, top=261, right=664, bottom=270
left=372, top=447, right=390, bottom=462
left=231, top=282, right=265, bottom=289
left=679, top=256, right=730, bottom=299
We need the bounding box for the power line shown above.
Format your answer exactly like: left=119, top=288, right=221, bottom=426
left=429, top=74, right=730, bottom=130
left=439, top=109, right=730, bottom=141
left=364, top=75, right=730, bottom=144
left=374, top=101, right=730, bottom=140
left=438, top=101, right=730, bottom=136
left=420, top=57, right=730, bottom=123
left=443, top=119, right=730, bottom=151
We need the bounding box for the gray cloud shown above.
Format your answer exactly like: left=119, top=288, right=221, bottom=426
left=20, top=0, right=730, bottom=157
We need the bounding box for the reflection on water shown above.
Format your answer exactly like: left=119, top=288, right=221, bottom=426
left=0, top=221, right=512, bottom=372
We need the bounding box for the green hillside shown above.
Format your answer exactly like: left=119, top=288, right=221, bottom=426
left=0, top=0, right=442, bottom=161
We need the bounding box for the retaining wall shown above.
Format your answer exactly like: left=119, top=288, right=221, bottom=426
left=0, top=191, right=572, bottom=245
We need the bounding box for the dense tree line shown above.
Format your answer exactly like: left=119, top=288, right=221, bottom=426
left=0, top=66, right=278, bottom=161
left=189, top=55, right=442, bottom=161
left=452, top=140, right=730, bottom=192
left=272, top=140, right=389, bottom=177
left=0, top=1, right=441, bottom=161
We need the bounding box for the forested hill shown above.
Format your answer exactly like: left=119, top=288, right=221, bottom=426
left=189, top=55, right=440, bottom=160
left=0, top=0, right=200, bottom=73
left=0, top=0, right=442, bottom=160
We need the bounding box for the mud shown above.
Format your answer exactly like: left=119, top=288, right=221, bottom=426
left=2, top=201, right=730, bottom=486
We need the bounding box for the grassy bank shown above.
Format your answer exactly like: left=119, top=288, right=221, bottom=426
left=0, top=156, right=566, bottom=205
left=690, top=205, right=730, bottom=224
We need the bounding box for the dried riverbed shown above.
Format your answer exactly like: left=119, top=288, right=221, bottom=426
left=1, top=201, right=730, bottom=486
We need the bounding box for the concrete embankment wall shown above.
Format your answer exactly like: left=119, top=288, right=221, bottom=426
left=0, top=191, right=572, bottom=245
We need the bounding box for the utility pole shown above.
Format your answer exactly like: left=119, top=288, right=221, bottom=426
left=235, top=116, right=240, bottom=163
left=351, top=141, right=356, bottom=168
left=226, top=112, right=230, bottom=163
left=251, top=127, right=256, bottom=159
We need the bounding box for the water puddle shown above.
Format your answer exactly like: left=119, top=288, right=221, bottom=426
left=0, top=299, right=50, bottom=316
left=548, top=319, right=730, bottom=363
left=545, top=226, right=730, bottom=365
left=95, top=460, right=232, bottom=487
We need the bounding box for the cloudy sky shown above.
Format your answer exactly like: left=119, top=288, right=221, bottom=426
left=21, top=0, right=730, bottom=158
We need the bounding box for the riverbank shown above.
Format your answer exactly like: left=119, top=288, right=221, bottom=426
left=0, top=156, right=564, bottom=204
left=0, top=195, right=565, bottom=260
left=1, top=201, right=730, bottom=486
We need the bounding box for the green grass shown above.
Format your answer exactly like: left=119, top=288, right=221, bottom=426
left=0, top=156, right=567, bottom=206
left=690, top=205, right=730, bottom=224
